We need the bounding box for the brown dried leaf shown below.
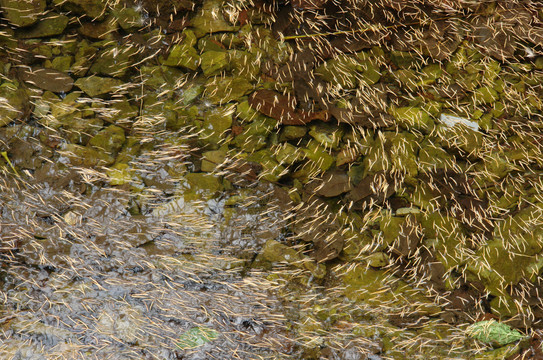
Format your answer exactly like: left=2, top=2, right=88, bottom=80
left=20, top=68, right=74, bottom=93
left=346, top=171, right=396, bottom=204
left=316, top=171, right=352, bottom=197
left=248, top=89, right=330, bottom=125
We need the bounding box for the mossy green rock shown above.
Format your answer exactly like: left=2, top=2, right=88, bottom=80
left=418, top=64, right=442, bottom=85
left=112, top=6, right=142, bottom=31
left=434, top=124, right=483, bottom=155
left=260, top=239, right=325, bottom=278
left=18, top=13, right=69, bottom=38
left=191, top=0, right=238, bottom=37
left=246, top=149, right=285, bottom=182
left=418, top=141, right=454, bottom=171
left=200, top=50, right=229, bottom=76
left=420, top=213, right=466, bottom=270
left=231, top=116, right=275, bottom=152
left=390, top=107, right=433, bottom=132
left=88, top=125, right=126, bottom=156
left=201, top=148, right=227, bottom=172
left=106, top=163, right=136, bottom=186
left=302, top=141, right=335, bottom=172
left=0, top=0, right=46, bottom=27
left=0, top=83, right=26, bottom=127
left=229, top=50, right=260, bottom=80
left=185, top=172, right=223, bottom=195
left=236, top=100, right=267, bottom=123
left=315, top=55, right=359, bottom=89
left=274, top=143, right=304, bottom=165
left=202, top=108, right=233, bottom=144
left=472, top=86, right=499, bottom=105
left=50, top=56, right=73, bottom=72
left=61, top=143, right=115, bottom=167
left=75, top=76, right=124, bottom=97
left=90, top=45, right=138, bottom=77
left=388, top=132, right=418, bottom=177
left=163, top=43, right=200, bottom=70
left=472, top=205, right=543, bottom=292
left=203, top=77, right=253, bottom=105
left=308, top=123, right=344, bottom=150
left=52, top=0, right=107, bottom=18
left=343, top=265, right=440, bottom=314
left=279, top=126, right=307, bottom=141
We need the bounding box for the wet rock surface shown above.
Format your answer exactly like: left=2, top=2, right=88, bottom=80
left=1, top=0, right=543, bottom=359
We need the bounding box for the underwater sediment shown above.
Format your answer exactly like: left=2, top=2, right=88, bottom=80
left=1, top=0, right=543, bottom=359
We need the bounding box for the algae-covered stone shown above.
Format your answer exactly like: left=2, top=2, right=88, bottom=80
left=418, top=141, right=454, bottom=171
left=236, top=100, right=267, bottom=123
left=18, top=13, right=69, bottom=38
left=472, top=86, right=499, bottom=105
left=229, top=50, right=260, bottom=80
left=200, top=50, right=229, bottom=76
left=112, top=6, right=143, bottom=30
left=106, top=163, right=136, bottom=186
left=390, top=51, right=419, bottom=69
left=308, top=123, right=344, bottom=150
left=471, top=205, right=543, bottom=292
left=50, top=56, right=73, bottom=72
left=201, top=107, right=233, bottom=144
left=163, top=43, right=200, bottom=70
left=231, top=116, right=275, bottom=152
left=90, top=45, right=138, bottom=77
left=203, top=77, right=253, bottom=105
left=0, top=83, right=27, bottom=127
left=201, top=148, right=227, bottom=172
left=88, top=125, right=126, bottom=156
left=163, top=30, right=199, bottom=70
left=367, top=252, right=389, bottom=268
left=390, top=106, right=433, bottom=132
left=185, top=172, right=223, bottom=195
left=0, top=0, right=46, bottom=27
left=302, top=141, right=335, bottom=172
left=52, top=0, right=107, bottom=18
left=420, top=213, right=467, bottom=270
left=434, top=123, right=483, bottom=155
left=279, top=126, right=307, bottom=141
left=418, top=64, right=442, bottom=86
left=315, top=55, right=360, bottom=89
left=343, top=264, right=440, bottom=314
left=246, top=149, right=285, bottom=182
left=60, top=143, right=115, bottom=167
left=274, top=143, right=304, bottom=165
left=388, top=132, right=419, bottom=177
left=260, top=239, right=325, bottom=278
left=75, top=76, right=124, bottom=97
left=191, top=0, right=238, bottom=37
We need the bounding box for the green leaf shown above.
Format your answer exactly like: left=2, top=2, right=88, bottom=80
left=466, top=320, right=525, bottom=346
left=176, top=327, right=219, bottom=349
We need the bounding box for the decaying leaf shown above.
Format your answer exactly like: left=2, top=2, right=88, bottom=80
left=19, top=67, right=74, bottom=93
left=346, top=171, right=396, bottom=204
left=316, top=171, right=352, bottom=197
left=248, top=89, right=330, bottom=125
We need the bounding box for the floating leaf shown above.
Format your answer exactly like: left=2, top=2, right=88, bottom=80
left=177, top=327, right=219, bottom=350
left=466, top=320, right=525, bottom=347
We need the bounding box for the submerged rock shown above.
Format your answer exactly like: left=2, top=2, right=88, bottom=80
left=75, top=76, right=124, bottom=97
left=0, top=0, right=46, bottom=27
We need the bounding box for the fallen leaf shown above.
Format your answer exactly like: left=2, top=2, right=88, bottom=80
left=19, top=68, right=74, bottom=93
left=248, top=89, right=329, bottom=125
